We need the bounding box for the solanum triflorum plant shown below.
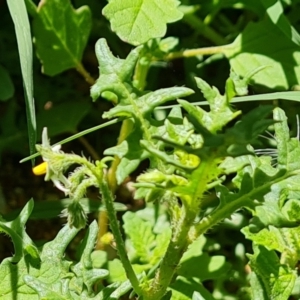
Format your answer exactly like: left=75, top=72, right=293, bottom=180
left=25, top=39, right=300, bottom=299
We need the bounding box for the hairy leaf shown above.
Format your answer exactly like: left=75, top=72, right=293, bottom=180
left=0, top=209, right=110, bottom=299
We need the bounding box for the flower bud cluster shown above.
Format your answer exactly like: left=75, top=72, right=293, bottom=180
left=34, top=128, right=107, bottom=228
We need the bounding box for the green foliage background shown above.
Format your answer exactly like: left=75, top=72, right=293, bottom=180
left=2, top=0, right=300, bottom=299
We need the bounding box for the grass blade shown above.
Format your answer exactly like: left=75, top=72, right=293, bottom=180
left=7, top=0, right=36, bottom=165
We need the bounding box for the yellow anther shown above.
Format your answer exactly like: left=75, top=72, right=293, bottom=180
left=32, top=162, right=48, bottom=176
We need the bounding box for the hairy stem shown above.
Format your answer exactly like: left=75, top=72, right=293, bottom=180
left=96, top=119, right=134, bottom=249
left=143, top=206, right=195, bottom=300
left=98, top=176, right=142, bottom=296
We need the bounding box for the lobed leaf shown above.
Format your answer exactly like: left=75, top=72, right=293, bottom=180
left=0, top=199, right=38, bottom=263
left=123, top=212, right=156, bottom=263
left=247, top=245, right=296, bottom=300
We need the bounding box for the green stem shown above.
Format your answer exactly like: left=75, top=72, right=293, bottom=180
left=166, top=44, right=229, bottom=60
left=98, top=177, right=142, bottom=296
left=143, top=206, right=195, bottom=300
left=133, top=57, right=151, bottom=91
left=96, top=119, right=134, bottom=250
left=183, top=13, right=227, bottom=45
left=189, top=170, right=300, bottom=241
left=76, top=62, right=96, bottom=86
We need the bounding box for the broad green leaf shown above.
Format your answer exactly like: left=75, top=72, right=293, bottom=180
left=32, top=0, right=92, bottom=76
left=262, top=0, right=300, bottom=46
left=224, top=18, right=300, bottom=90
left=7, top=0, right=36, bottom=162
left=36, top=101, right=91, bottom=137
left=0, top=64, right=14, bottom=101
left=91, top=250, right=107, bottom=269
left=102, top=0, right=183, bottom=46
left=248, top=245, right=296, bottom=300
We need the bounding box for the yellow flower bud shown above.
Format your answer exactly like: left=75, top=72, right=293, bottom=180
left=32, top=161, right=48, bottom=176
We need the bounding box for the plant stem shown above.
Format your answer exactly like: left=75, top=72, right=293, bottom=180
left=96, top=119, right=134, bottom=249
left=166, top=44, right=229, bottom=60
left=183, top=13, right=227, bottom=45
left=134, top=57, right=151, bottom=91
left=143, top=206, right=195, bottom=300
left=76, top=62, right=95, bottom=86
left=98, top=176, right=142, bottom=296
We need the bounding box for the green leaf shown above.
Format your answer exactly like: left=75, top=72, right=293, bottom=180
left=71, top=221, right=109, bottom=295
left=178, top=254, right=230, bottom=281
left=0, top=64, right=14, bottom=101
left=7, top=0, right=36, bottom=162
left=91, top=38, right=142, bottom=102
left=0, top=199, right=38, bottom=263
left=32, top=0, right=92, bottom=76
left=247, top=245, right=296, bottom=300
left=93, top=39, right=193, bottom=183
left=0, top=223, right=78, bottom=299
left=240, top=108, right=300, bottom=232
left=179, top=75, right=241, bottom=134
left=0, top=211, right=112, bottom=299
left=224, top=17, right=300, bottom=90
left=273, top=107, right=300, bottom=171
left=262, top=0, right=300, bottom=46
left=36, top=101, right=91, bottom=137
left=123, top=212, right=156, bottom=263
left=243, top=220, right=300, bottom=268
left=102, top=0, right=183, bottom=46
left=104, top=125, right=150, bottom=184
left=178, top=236, right=230, bottom=281
left=170, top=276, right=215, bottom=300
